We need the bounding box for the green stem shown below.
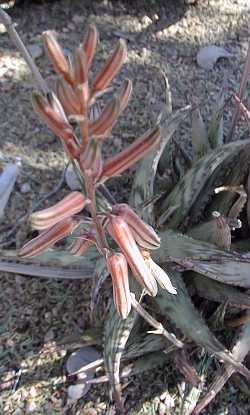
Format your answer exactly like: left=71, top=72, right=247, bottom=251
left=85, top=174, right=109, bottom=255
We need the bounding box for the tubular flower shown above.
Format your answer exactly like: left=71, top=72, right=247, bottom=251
left=43, top=31, right=73, bottom=85
left=100, top=126, right=161, bottom=182
left=107, top=215, right=158, bottom=296
left=19, top=218, right=77, bottom=258
left=92, top=39, right=127, bottom=94
left=30, top=192, right=89, bottom=230
left=112, top=203, right=160, bottom=249
left=82, top=24, right=98, bottom=69
left=56, top=79, right=81, bottom=115
left=89, top=97, right=120, bottom=140
left=106, top=252, right=131, bottom=319
left=79, top=139, right=103, bottom=181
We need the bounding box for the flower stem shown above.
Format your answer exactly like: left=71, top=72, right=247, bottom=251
left=85, top=174, right=109, bottom=255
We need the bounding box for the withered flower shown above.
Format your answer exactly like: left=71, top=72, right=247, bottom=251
left=142, top=252, right=177, bottom=294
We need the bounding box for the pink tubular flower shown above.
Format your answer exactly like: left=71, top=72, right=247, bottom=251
left=100, top=126, right=160, bottom=182
left=112, top=204, right=160, bottom=249
left=106, top=252, right=131, bottom=319
left=107, top=215, right=158, bottom=296
left=19, top=218, right=77, bottom=258
left=30, top=192, right=89, bottom=230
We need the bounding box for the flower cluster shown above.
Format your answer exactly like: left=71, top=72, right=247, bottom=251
left=19, top=25, right=176, bottom=319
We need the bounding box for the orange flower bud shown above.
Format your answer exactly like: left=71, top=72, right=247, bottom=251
left=74, top=47, right=88, bottom=85
left=89, top=97, right=120, bottom=140
left=19, top=218, right=76, bottom=258
left=43, top=31, right=73, bottom=85
left=92, top=39, right=127, bottom=93
left=117, top=79, right=132, bottom=114
left=32, top=92, right=75, bottom=142
left=30, top=192, right=88, bottom=230
left=56, top=79, right=81, bottom=115
left=83, top=24, right=98, bottom=69
left=107, top=215, right=157, bottom=296
left=106, top=252, right=131, bottom=319
left=100, top=126, right=160, bottom=182
left=112, top=204, right=160, bottom=249
left=79, top=140, right=103, bottom=180
left=76, top=81, right=89, bottom=113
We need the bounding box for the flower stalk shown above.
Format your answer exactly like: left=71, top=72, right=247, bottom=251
left=18, top=23, right=176, bottom=321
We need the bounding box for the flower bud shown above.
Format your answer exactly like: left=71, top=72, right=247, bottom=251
left=43, top=31, right=73, bottom=85
left=89, top=97, right=120, bottom=140
left=80, top=140, right=103, bottom=181
left=107, top=252, right=131, bottom=319
left=100, top=126, right=160, bottom=182
left=19, top=218, right=76, bottom=258
left=92, top=39, right=127, bottom=93
left=74, top=47, right=88, bottom=85
left=32, top=92, right=75, bottom=143
left=30, top=192, right=88, bottom=230
left=56, top=79, right=81, bottom=115
left=117, top=79, right=132, bottom=114
left=83, top=24, right=98, bottom=69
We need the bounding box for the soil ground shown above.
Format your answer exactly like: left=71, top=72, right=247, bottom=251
left=0, top=0, right=249, bottom=414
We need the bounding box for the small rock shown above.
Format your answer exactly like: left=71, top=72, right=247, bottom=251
left=20, top=182, right=31, bottom=194
left=159, top=402, right=167, bottom=415
left=25, top=400, right=37, bottom=413
left=197, top=45, right=231, bottom=70
left=29, top=386, right=37, bottom=398
left=66, top=346, right=101, bottom=402
left=65, top=164, right=81, bottom=190
left=28, top=44, right=43, bottom=60
left=141, top=15, right=152, bottom=26
left=0, top=23, right=7, bottom=34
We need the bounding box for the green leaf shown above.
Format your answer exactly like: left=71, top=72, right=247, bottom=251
left=154, top=230, right=250, bottom=288
left=208, top=82, right=225, bottom=148
left=153, top=269, right=250, bottom=378
left=191, top=108, right=210, bottom=161
left=0, top=248, right=97, bottom=279
left=187, top=272, right=250, bottom=309
left=158, top=140, right=250, bottom=229
left=130, top=106, right=190, bottom=225
left=103, top=303, right=137, bottom=410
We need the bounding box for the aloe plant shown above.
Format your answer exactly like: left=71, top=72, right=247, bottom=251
left=1, top=7, right=250, bottom=414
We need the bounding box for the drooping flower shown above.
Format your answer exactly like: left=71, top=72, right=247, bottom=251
left=19, top=218, right=77, bottom=258
left=106, top=252, right=131, bottom=319
left=107, top=214, right=158, bottom=296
